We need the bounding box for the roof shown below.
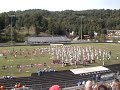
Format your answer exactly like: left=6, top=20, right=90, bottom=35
left=70, top=66, right=109, bottom=74
left=27, top=36, right=70, bottom=43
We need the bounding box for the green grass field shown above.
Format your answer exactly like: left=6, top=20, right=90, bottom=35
left=0, top=43, right=120, bottom=77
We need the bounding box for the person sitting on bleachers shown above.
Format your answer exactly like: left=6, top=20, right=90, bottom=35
left=93, top=84, right=108, bottom=90
left=77, top=80, right=82, bottom=86
left=14, top=83, right=18, bottom=88
left=105, top=83, right=112, bottom=90
left=49, top=68, right=52, bottom=72
left=111, top=79, right=120, bottom=90
left=0, top=84, right=4, bottom=90
left=14, top=83, right=23, bottom=89
left=10, top=75, right=15, bottom=79
left=49, top=85, right=60, bottom=90
left=85, top=80, right=93, bottom=90
left=82, top=80, right=86, bottom=86
left=17, top=83, right=22, bottom=88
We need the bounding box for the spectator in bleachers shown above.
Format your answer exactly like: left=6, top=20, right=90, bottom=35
left=14, top=83, right=18, bottom=88
left=14, top=83, right=22, bottom=89
left=92, top=75, right=96, bottom=82
left=85, top=80, right=92, bottom=90
left=98, top=74, right=101, bottom=81
left=49, top=85, right=60, bottom=90
left=111, top=79, right=120, bottom=90
left=93, top=84, right=108, bottom=90
left=96, top=74, right=99, bottom=82
left=77, top=80, right=82, bottom=86
left=0, top=84, right=4, bottom=90
left=37, top=70, right=41, bottom=76
left=117, top=71, right=120, bottom=78
left=17, top=83, right=22, bottom=88
left=92, top=79, right=120, bottom=90
left=49, top=68, right=52, bottom=72
left=82, top=80, right=86, bottom=86
left=106, top=83, right=112, bottom=90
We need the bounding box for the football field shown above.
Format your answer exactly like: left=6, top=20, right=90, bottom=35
left=0, top=43, right=120, bottom=77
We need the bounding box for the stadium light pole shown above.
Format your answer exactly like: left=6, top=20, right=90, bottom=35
left=80, top=16, right=85, bottom=41
left=10, top=15, right=15, bottom=45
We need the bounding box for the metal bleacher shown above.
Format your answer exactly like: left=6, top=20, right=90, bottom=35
left=26, top=36, right=70, bottom=44
left=0, top=64, right=120, bottom=90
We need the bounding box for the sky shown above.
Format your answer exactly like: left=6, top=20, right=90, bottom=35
left=0, top=0, right=120, bottom=13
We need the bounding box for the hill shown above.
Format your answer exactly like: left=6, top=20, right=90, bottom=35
left=0, top=9, right=120, bottom=42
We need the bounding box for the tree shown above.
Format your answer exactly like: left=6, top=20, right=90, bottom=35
left=1, top=9, right=120, bottom=42
left=32, top=14, right=45, bottom=36
left=23, top=14, right=32, bottom=36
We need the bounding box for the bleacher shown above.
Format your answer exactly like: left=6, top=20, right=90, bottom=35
left=105, top=64, right=120, bottom=72
left=26, top=36, right=70, bottom=44
left=0, top=64, right=120, bottom=90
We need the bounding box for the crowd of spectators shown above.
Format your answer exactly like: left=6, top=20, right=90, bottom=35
left=1, top=75, right=14, bottom=80
left=1, top=78, right=120, bottom=90
left=47, top=78, right=120, bottom=90
left=11, top=83, right=32, bottom=90
left=37, top=68, right=56, bottom=76
left=84, top=78, right=120, bottom=90
left=63, top=71, right=119, bottom=90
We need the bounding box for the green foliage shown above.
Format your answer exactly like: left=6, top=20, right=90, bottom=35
left=0, top=9, right=120, bottom=42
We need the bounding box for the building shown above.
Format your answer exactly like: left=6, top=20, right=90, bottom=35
left=107, top=30, right=120, bottom=41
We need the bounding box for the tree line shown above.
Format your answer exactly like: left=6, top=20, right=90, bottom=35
left=0, top=9, right=120, bottom=42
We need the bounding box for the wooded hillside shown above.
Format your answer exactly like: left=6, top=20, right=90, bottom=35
left=0, top=9, right=120, bottom=42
